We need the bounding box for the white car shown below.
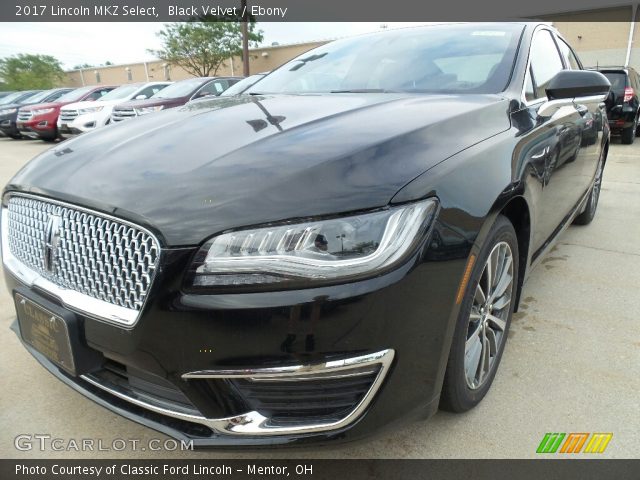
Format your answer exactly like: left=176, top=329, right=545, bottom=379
left=58, top=82, right=172, bottom=136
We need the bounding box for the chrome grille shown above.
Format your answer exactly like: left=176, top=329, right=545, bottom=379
left=17, top=110, right=33, bottom=122
left=111, top=108, right=137, bottom=122
left=59, top=109, right=78, bottom=122
left=5, top=195, right=160, bottom=312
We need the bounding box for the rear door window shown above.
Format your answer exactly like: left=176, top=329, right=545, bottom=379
left=47, top=90, right=68, bottom=102
left=197, top=80, right=229, bottom=97
left=602, top=72, right=627, bottom=95
left=86, top=88, right=113, bottom=101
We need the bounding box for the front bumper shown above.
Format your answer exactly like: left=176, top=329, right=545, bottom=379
left=607, top=105, right=637, bottom=130
left=0, top=116, right=19, bottom=137
left=12, top=322, right=406, bottom=447
left=17, top=117, right=57, bottom=139
left=3, top=211, right=465, bottom=446
left=59, top=111, right=109, bottom=135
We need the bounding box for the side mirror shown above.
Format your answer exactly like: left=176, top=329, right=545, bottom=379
left=135, top=94, right=147, bottom=100
left=538, top=70, right=610, bottom=118
left=545, top=70, right=610, bottom=100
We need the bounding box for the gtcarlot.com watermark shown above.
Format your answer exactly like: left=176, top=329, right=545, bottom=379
left=14, top=434, right=194, bottom=452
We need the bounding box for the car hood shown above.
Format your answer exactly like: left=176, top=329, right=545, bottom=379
left=0, top=103, right=23, bottom=110
left=0, top=104, right=21, bottom=121
left=7, top=93, right=510, bottom=246
left=20, top=101, right=66, bottom=111
left=62, top=100, right=119, bottom=110
left=115, top=97, right=189, bottom=109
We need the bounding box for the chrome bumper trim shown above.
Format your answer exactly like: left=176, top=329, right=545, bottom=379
left=83, top=349, right=394, bottom=436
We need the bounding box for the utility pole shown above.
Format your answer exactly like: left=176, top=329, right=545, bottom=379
left=241, top=0, right=250, bottom=76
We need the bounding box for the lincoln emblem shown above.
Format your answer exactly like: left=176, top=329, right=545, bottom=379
left=43, top=213, right=62, bottom=272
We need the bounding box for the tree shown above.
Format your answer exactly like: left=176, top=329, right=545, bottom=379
left=148, top=19, right=263, bottom=77
left=0, top=54, right=65, bottom=90
left=73, top=63, right=94, bottom=70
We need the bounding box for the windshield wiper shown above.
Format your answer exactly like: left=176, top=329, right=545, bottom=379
left=329, top=89, right=395, bottom=93
left=246, top=89, right=397, bottom=95
left=289, top=53, right=329, bottom=71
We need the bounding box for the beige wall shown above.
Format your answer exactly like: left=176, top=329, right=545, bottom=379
left=629, top=7, right=640, bottom=69
left=544, top=6, right=638, bottom=69
left=62, top=41, right=328, bottom=87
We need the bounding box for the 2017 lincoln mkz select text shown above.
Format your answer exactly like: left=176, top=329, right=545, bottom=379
left=2, top=23, right=610, bottom=447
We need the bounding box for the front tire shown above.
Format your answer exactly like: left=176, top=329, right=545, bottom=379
left=440, top=215, right=518, bottom=413
left=621, top=117, right=637, bottom=144
left=573, top=152, right=605, bottom=225
left=41, top=128, right=59, bottom=142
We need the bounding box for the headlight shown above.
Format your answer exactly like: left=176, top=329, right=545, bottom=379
left=188, top=198, right=438, bottom=291
left=135, top=105, right=164, bottom=115
left=0, top=108, right=17, bottom=115
left=78, top=106, right=104, bottom=114
left=32, top=108, right=54, bottom=116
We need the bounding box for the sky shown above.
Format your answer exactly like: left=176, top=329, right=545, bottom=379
left=0, top=22, right=431, bottom=70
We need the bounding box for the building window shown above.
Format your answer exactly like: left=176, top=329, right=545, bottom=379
left=94, top=71, right=101, bottom=83
left=163, top=63, right=171, bottom=81
left=126, top=68, right=132, bottom=81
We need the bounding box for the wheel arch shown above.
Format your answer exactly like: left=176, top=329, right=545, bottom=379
left=471, top=190, right=532, bottom=314
left=498, top=196, right=531, bottom=313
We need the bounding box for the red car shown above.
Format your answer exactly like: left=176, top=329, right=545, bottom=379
left=17, top=85, right=116, bottom=141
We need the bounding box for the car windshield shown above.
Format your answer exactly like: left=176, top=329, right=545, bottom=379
left=19, top=89, right=55, bottom=104
left=221, top=74, right=266, bottom=96
left=152, top=79, right=206, bottom=98
left=0, top=92, right=28, bottom=105
left=248, top=24, right=523, bottom=95
left=56, top=86, right=98, bottom=103
left=99, top=84, right=143, bottom=101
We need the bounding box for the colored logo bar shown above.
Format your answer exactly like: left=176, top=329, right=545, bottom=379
left=537, top=433, right=612, bottom=454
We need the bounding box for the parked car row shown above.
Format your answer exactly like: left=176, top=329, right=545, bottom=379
left=110, top=76, right=241, bottom=123
left=17, top=85, right=117, bottom=141
left=58, top=82, right=171, bottom=135
left=1, top=88, right=71, bottom=138
left=0, top=75, right=246, bottom=142
left=3, top=65, right=636, bottom=146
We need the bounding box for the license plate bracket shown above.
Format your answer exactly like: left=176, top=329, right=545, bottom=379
left=14, top=288, right=102, bottom=376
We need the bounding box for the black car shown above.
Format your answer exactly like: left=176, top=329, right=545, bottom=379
left=2, top=23, right=610, bottom=447
left=0, top=88, right=72, bottom=139
left=591, top=66, right=640, bottom=144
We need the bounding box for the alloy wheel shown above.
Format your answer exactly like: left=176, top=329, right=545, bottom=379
left=464, top=241, right=514, bottom=389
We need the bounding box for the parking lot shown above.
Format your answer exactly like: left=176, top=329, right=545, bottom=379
left=0, top=136, right=638, bottom=459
